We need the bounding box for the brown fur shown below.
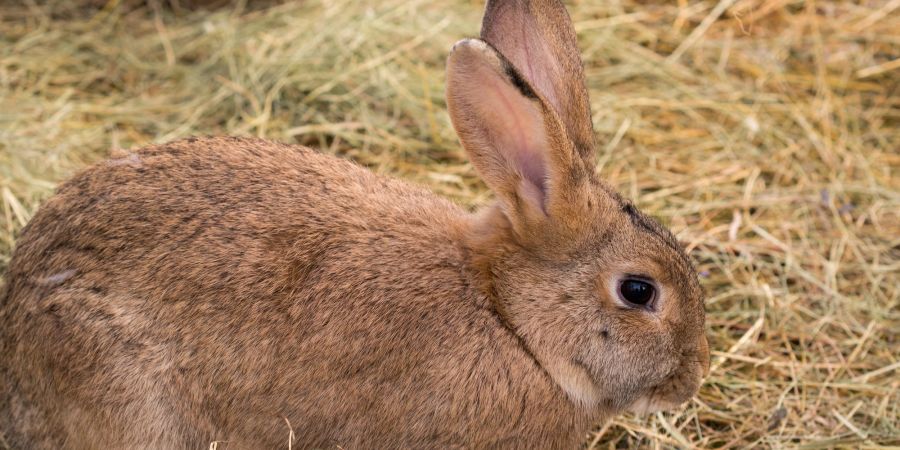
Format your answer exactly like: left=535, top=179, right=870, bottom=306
left=0, top=1, right=708, bottom=449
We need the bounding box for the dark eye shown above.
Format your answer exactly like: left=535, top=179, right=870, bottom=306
left=619, top=279, right=655, bottom=306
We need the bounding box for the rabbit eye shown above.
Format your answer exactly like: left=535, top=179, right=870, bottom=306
left=619, top=279, right=655, bottom=307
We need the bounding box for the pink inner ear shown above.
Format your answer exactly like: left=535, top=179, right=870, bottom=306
left=446, top=39, right=553, bottom=216
left=515, top=148, right=548, bottom=214
left=478, top=70, right=549, bottom=210
left=516, top=149, right=547, bottom=197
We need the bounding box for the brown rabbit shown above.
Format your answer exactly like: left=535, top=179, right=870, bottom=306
left=0, top=1, right=709, bottom=449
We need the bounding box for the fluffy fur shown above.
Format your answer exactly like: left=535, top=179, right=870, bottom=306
left=0, top=1, right=709, bottom=449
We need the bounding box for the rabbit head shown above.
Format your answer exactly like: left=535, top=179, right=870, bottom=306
left=446, top=0, right=709, bottom=415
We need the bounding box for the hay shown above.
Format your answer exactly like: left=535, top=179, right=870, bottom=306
left=1, top=0, right=898, bottom=447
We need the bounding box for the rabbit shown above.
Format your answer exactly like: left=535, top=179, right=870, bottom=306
left=0, top=0, right=710, bottom=449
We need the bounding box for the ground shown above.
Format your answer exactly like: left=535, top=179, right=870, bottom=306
left=0, top=0, right=898, bottom=448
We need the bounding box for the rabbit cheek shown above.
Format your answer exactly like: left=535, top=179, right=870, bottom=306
left=624, top=333, right=707, bottom=414
left=627, top=356, right=705, bottom=415
left=575, top=322, right=671, bottom=412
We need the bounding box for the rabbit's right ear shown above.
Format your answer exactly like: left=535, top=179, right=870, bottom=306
left=481, top=0, right=594, bottom=168
left=446, top=39, right=588, bottom=236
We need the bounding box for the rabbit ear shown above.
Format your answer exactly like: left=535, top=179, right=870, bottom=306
left=480, top=0, right=595, bottom=168
left=446, top=39, right=587, bottom=233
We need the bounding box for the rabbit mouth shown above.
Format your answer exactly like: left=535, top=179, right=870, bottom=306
left=626, top=369, right=702, bottom=415
left=626, top=385, right=685, bottom=415
left=627, top=393, right=677, bottom=415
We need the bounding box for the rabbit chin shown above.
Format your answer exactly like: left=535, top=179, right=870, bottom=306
left=626, top=382, right=699, bottom=416
left=626, top=395, right=681, bottom=416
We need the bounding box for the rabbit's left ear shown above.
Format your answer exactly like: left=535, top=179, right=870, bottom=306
left=446, top=39, right=589, bottom=239
left=481, top=0, right=595, bottom=168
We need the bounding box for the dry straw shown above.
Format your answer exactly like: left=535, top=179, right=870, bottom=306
left=1, top=0, right=898, bottom=448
